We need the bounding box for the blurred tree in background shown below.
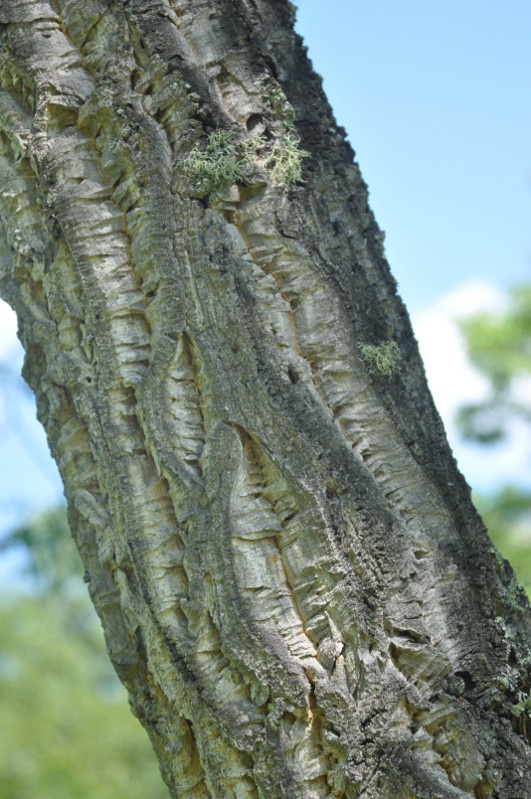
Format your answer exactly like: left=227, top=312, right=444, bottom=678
left=0, top=507, right=168, bottom=799
left=474, top=488, right=531, bottom=598
left=457, top=284, right=531, bottom=444
left=457, top=283, right=531, bottom=599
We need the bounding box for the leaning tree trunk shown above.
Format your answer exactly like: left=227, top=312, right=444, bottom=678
left=1, top=1, right=530, bottom=797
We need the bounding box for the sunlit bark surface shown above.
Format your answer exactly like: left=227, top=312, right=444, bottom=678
left=1, top=1, right=530, bottom=797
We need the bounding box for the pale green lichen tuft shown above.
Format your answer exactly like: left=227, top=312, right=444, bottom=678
left=262, top=129, right=309, bottom=188
left=262, top=86, right=309, bottom=186
left=359, top=341, right=401, bottom=377
left=505, top=573, right=530, bottom=613
left=185, top=128, right=308, bottom=200
left=511, top=690, right=531, bottom=718
left=266, top=85, right=296, bottom=128
left=238, top=134, right=267, bottom=168
left=184, top=130, right=245, bottom=199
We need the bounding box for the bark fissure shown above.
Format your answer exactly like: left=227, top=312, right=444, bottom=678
left=1, top=1, right=531, bottom=797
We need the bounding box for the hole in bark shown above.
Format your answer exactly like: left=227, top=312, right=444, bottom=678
left=246, top=113, right=263, bottom=132
left=455, top=670, right=475, bottom=693
left=287, top=366, right=298, bottom=384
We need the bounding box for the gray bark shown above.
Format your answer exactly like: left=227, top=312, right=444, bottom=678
left=1, top=1, right=530, bottom=797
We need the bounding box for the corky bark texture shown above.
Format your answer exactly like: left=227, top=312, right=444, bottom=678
left=1, top=1, right=530, bottom=797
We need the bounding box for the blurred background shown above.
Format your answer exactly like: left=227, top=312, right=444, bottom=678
left=0, top=1, right=530, bottom=796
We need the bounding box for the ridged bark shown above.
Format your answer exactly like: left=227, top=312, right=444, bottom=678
left=1, top=1, right=530, bottom=797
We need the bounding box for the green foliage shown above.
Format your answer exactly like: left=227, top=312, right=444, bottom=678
left=460, top=284, right=531, bottom=387
left=473, top=488, right=531, bottom=601
left=0, top=595, right=168, bottom=799
left=457, top=284, right=531, bottom=601
left=457, top=284, right=531, bottom=443
left=358, top=340, right=401, bottom=377
left=0, top=507, right=168, bottom=799
left=1, top=506, right=78, bottom=595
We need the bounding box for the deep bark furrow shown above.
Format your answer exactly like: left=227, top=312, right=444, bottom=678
left=1, top=2, right=531, bottom=798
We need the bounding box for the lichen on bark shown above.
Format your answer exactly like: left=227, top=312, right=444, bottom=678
left=0, top=1, right=530, bottom=797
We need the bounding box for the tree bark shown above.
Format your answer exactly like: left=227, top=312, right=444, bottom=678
left=1, top=1, right=530, bottom=797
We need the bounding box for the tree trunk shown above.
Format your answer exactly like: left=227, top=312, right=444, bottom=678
left=1, top=1, right=530, bottom=797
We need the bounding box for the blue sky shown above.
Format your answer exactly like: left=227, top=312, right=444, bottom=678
left=0, top=1, right=530, bottom=546
left=295, top=0, right=530, bottom=311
